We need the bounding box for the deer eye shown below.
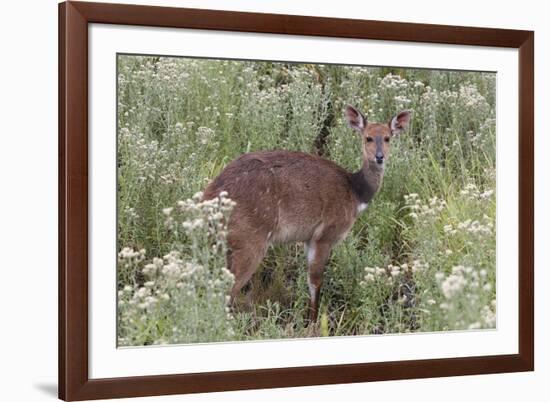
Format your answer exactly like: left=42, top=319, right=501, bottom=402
left=366, top=137, right=374, bottom=143
left=384, top=137, right=390, bottom=143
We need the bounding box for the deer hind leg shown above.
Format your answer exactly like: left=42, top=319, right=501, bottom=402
left=227, top=240, right=267, bottom=307
left=305, top=241, right=332, bottom=323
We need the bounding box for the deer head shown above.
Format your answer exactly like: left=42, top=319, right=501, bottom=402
left=345, top=105, right=411, bottom=166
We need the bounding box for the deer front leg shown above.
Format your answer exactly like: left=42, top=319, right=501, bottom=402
left=227, top=237, right=268, bottom=309
left=305, top=241, right=332, bottom=323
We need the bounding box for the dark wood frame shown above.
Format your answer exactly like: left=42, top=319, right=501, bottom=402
left=59, top=1, right=534, bottom=400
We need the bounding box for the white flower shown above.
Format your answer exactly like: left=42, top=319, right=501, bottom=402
left=375, top=267, right=386, bottom=275
left=440, top=271, right=467, bottom=299
left=364, top=267, right=376, bottom=274
left=364, top=273, right=375, bottom=283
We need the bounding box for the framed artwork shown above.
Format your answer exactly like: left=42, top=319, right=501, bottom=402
left=59, top=1, right=534, bottom=400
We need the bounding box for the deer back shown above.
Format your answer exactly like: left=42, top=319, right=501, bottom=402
left=203, top=150, right=359, bottom=246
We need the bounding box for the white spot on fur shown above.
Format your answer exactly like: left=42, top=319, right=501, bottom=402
left=307, top=276, right=317, bottom=303
left=307, top=244, right=316, bottom=264
left=357, top=202, right=369, bottom=213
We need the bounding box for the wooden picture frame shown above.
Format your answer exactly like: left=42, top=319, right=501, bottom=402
left=59, top=1, right=534, bottom=400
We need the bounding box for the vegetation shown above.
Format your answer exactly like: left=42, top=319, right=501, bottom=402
left=116, top=55, right=496, bottom=346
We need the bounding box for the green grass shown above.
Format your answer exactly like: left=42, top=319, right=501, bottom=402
left=116, top=55, right=496, bottom=346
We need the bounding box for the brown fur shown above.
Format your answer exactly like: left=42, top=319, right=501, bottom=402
left=203, top=106, right=411, bottom=322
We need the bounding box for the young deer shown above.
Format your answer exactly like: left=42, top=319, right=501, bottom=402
left=203, top=106, right=411, bottom=322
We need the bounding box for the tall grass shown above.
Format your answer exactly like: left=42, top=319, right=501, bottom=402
left=117, top=55, right=496, bottom=346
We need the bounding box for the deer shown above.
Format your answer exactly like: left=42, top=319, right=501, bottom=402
left=203, top=106, right=411, bottom=322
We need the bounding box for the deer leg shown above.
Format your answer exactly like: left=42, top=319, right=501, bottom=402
left=227, top=242, right=267, bottom=307
left=305, top=241, right=332, bottom=323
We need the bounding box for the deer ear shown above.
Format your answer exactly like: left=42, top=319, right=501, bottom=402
left=345, top=105, right=367, bottom=133
left=390, top=110, right=411, bottom=136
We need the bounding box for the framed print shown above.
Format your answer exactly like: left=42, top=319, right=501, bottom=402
left=59, top=1, right=534, bottom=400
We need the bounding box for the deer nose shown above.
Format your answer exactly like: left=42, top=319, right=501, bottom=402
left=375, top=153, right=384, bottom=164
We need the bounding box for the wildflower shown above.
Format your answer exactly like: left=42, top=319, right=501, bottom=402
left=364, top=267, right=376, bottom=274
left=411, top=259, right=427, bottom=273
left=364, top=273, right=375, bottom=283
left=142, top=263, right=157, bottom=275
left=441, top=275, right=466, bottom=299
left=197, top=126, right=215, bottom=145
left=389, top=265, right=401, bottom=277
